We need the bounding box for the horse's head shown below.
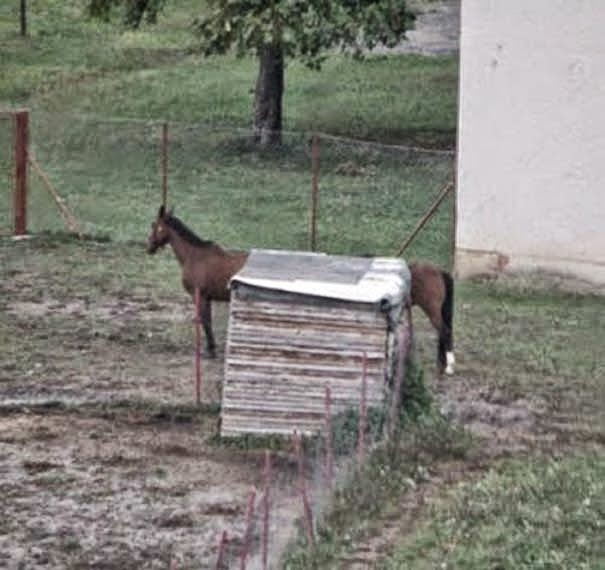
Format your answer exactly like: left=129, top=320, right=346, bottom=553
left=147, top=205, right=172, bottom=254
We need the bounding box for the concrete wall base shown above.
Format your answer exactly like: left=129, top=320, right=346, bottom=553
left=455, top=248, right=605, bottom=293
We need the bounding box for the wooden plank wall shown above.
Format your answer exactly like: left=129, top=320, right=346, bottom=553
left=221, top=293, right=392, bottom=437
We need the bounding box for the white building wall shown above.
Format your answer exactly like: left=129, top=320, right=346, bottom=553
left=456, top=0, right=605, bottom=285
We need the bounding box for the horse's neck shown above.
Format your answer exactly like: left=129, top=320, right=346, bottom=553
left=168, top=228, right=215, bottom=266
left=167, top=230, right=194, bottom=266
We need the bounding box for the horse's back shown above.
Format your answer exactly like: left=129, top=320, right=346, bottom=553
left=409, top=262, right=446, bottom=308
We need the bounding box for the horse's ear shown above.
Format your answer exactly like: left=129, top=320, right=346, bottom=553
left=158, top=205, right=165, bottom=218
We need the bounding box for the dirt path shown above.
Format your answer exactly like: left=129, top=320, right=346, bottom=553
left=373, top=0, right=460, bottom=56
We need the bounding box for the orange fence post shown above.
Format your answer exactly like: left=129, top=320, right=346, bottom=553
left=310, top=134, right=320, bottom=251
left=194, top=287, right=202, bottom=404
left=161, top=122, right=168, bottom=208
left=358, top=351, right=368, bottom=465
left=13, top=109, right=28, bottom=236
left=324, top=385, right=334, bottom=489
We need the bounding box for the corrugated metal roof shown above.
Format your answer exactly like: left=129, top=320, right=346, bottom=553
left=231, top=249, right=410, bottom=306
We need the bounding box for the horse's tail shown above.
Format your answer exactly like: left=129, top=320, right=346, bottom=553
left=439, top=270, right=455, bottom=373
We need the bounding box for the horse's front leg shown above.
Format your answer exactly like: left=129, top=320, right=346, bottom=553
left=200, top=296, right=217, bottom=359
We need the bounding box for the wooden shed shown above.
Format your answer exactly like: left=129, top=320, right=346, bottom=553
left=221, top=250, right=411, bottom=437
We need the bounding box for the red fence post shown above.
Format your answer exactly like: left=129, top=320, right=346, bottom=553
left=293, top=431, right=315, bottom=547
left=215, top=530, right=228, bottom=570
left=388, top=307, right=412, bottom=438
left=161, top=122, right=168, bottom=208
left=324, top=385, right=334, bottom=489
left=239, top=488, right=257, bottom=570
left=358, top=351, right=368, bottom=466
left=20, top=0, right=27, bottom=36
left=194, top=287, right=202, bottom=404
left=310, top=134, right=320, bottom=251
left=262, top=450, right=271, bottom=570
left=13, top=109, right=28, bottom=236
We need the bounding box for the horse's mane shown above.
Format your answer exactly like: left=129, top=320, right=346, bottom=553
left=164, top=215, right=215, bottom=247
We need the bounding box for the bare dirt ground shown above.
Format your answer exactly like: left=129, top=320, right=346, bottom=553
left=1, top=290, right=304, bottom=569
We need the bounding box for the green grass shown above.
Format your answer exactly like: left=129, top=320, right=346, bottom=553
left=383, top=455, right=605, bottom=570
left=1, top=0, right=457, bottom=144
left=1, top=1, right=457, bottom=264
left=454, top=279, right=605, bottom=434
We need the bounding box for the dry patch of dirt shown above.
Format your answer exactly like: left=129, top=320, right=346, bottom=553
left=2, top=296, right=229, bottom=407
left=1, top=294, right=306, bottom=569
left=0, top=411, right=300, bottom=569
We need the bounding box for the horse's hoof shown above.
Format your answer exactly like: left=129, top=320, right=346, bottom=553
left=445, top=352, right=456, bottom=375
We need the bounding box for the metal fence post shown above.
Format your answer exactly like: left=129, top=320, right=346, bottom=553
left=13, top=109, right=29, bottom=236
left=310, top=134, right=320, bottom=251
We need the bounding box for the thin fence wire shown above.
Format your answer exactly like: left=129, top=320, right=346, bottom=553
left=0, top=111, right=455, bottom=265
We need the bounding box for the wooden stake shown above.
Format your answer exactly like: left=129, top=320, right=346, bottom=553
left=396, top=178, right=454, bottom=257
left=28, top=153, right=83, bottom=238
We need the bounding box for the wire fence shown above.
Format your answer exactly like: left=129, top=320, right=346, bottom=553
left=1, top=109, right=452, bottom=568
left=1, top=110, right=455, bottom=265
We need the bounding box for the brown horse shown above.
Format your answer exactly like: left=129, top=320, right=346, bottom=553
left=409, top=261, right=455, bottom=375
left=147, top=206, right=248, bottom=357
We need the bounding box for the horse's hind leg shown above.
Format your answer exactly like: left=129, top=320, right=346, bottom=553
left=439, top=325, right=455, bottom=375
left=200, top=297, right=217, bottom=358
left=424, top=305, right=445, bottom=374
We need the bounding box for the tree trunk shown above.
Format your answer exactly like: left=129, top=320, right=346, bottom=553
left=254, top=45, right=284, bottom=146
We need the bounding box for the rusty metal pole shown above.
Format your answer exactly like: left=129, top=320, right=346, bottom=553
left=215, top=530, right=228, bottom=570
left=262, top=450, right=271, bottom=570
left=310, top=134, right=320, bottom=251
left=13, top=109, right=28, bottom=236
left=324, top=385, right=334, bottom=490
left=396, top=179, right=454, bottom=257
left=294, top=431, right=315, bottom=547
left=358, top=351, right=368, bottom=466
left=194, top=287, right=202, bottom=404
left=240, top=488, right=257, bottom=570
left=161, top=122, right=168, bottom=208
left=388, top=307, right=412, bottom=438
left=20, top=0, right=27, bottom=36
